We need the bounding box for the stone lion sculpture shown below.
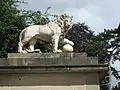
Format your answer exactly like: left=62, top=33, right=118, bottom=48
left=18, top=13, right=74, bottom=53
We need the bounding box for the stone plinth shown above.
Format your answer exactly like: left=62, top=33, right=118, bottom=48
left=0, top=53, right=108, bottom=90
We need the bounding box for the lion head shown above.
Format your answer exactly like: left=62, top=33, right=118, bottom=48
left=55, top=13, right=73, bottom=32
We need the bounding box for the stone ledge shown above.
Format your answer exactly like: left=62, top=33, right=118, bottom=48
left=8, top=53, right=87, bottom=58
left=4, top=53, right=99, bottom=66
left=0, top=53, right=108, bottom=74
left=0, top=58, right=98, bottom=66
left=0, top=64, right=108, bottom=73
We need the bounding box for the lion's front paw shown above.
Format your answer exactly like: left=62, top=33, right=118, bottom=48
left=57, top=49, right=62, bottom=53
left=63, top=38, right=74, bottom=46
left=21, top=50, right=28, bottom=53
left=34, top=49, right=42, bottom=53
left=53, top=49, right=62, bottom=53
left=69, top=41, right=74, bottom=46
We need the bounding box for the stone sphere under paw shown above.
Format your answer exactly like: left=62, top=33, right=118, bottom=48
left=63, top=44, right=73, bottom=52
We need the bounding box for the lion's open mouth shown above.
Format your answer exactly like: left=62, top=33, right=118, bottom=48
left=66, top=25, right=70, bottom=29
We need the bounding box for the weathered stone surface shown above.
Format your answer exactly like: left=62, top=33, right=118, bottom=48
left=0, top=53, right=108, bottom=73
left=0, top=53, right=108, bottom=90
left=5, top=53, right=98, bottom=66
left=8, top=53, right=87, bottom=59
left=0, top=72, right=99, bottom=90
left=0, top=65, right=108, bottom=74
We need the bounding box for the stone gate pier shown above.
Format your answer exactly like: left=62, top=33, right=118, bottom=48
left=0, top=53, right=108, bottom=90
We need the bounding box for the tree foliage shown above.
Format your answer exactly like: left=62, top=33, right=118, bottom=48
left=21, top=10, right=49, bottom=25
left=0, top=0, right=53, bottom=57
left=0, top=0, right=27, bottom=57
left=67, top=23, right=94, bottom=52
left=66, top=22, right=109, bottom=63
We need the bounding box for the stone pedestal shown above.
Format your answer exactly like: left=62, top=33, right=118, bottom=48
left=0, top=53, right=108, bottom=90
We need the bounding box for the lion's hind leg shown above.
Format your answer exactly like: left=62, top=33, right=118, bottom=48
left=18, top=36, right=32, bottom=53
left=18, top=41, right=23, bottom=53
left=28, top=38, right=37, bottom=52
left=29, top=38, right=42, bottom=53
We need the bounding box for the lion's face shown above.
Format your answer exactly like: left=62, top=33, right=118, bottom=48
left=63, top=14, right=73, bottom=29
left=56, top=14, right=73, bottom=31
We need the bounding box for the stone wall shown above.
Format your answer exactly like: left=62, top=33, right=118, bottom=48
left=0, top=53, right=108, bottom=90
left=0, top=72, right=99, bottom=90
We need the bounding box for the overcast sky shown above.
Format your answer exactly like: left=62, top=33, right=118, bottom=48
left=19, top=0, right=120, bottom=34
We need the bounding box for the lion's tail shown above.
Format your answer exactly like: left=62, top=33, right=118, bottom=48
left=18, top=29, right=25, bottom=53
left=19, top=29, right=25, bottom=42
